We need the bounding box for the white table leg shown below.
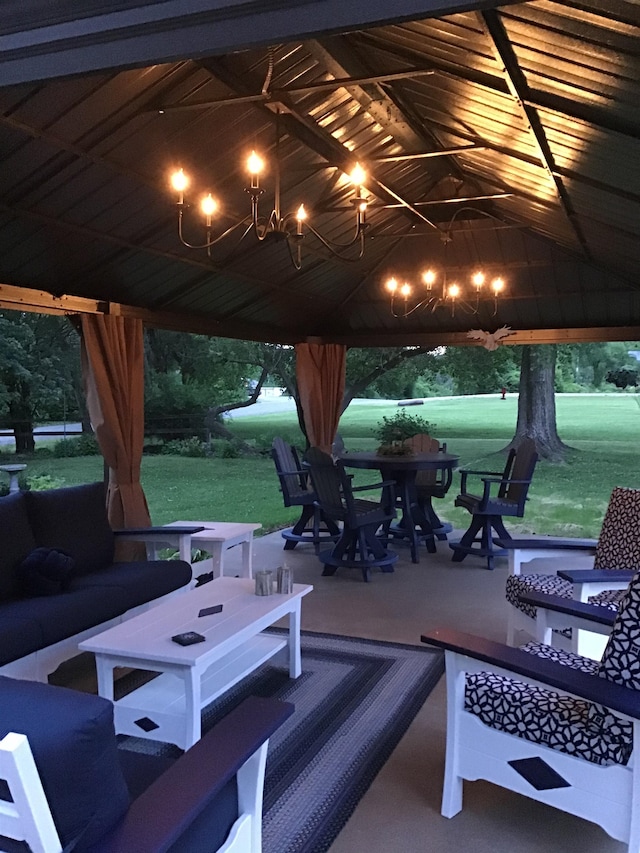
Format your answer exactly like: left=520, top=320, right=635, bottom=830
left=210, top=543, right=223, bottom=579
left=183, top=667, right=201, bottom=749
left=288, top=603, right=302, bottom=678
left=95, top=657, right=115, bottom=702
left=241, top=536, right=253, bottom=578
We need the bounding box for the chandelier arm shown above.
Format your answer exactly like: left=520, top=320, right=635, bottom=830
left=211, top=221, right=256, bottom=262
left=303, top=222, right=366, bottom=261
left=177, top=212, right=251, bottom=249
left=390, top=293, right=440, bottom=318
left=251, top=205, right=280, bottom=241
left=285, top=237, right=303, bottom=271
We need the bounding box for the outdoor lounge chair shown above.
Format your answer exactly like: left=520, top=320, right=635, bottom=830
left=422, top=567, right=640, bottom=853
left=503, top=486, right=640, bottom=656
left=449, top=438, right=538, bottom=570
left=303, top=447, right=397, bottom=582
left=0, top=674, right=292, bottom=853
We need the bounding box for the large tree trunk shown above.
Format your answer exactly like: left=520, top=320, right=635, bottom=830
left=510, top=345, right=570, bottom=461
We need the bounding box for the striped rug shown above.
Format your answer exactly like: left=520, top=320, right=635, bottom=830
left=118, top=630, right=444, bottom=853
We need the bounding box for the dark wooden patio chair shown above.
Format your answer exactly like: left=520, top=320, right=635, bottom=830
left=271, top=437, right=340, bottom=553
left=403, top=432, right=453, bottom=541
left=303, top=447, right=397, bottom=582
left=449, top=438, right=538, bottom=570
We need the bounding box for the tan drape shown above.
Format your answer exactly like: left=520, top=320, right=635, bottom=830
left=295, top=342, right=347, bottom=454
left=80, top=314, right=151, bottom=531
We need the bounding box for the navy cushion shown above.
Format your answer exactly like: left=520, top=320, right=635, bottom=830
left=0, top=492, right=36, bottom=601
left=26, top=483, right=115, bottom=576
left=17, top=547, right=75, bottom=597
left=0, top=615, right=43, bottom=666
left=0, top=587, right=128, bottom=647
left=0, top=676, right=130, bottom=850
left=69, top=560, right=192, bottom=609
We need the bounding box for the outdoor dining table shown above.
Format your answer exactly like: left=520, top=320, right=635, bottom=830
left=340, top=450, right=460, bottom=563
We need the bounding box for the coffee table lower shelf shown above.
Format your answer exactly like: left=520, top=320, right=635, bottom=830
left=114, top=632, right=287, bottom=749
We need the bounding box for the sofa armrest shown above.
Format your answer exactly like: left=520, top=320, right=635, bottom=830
left=495, top=537, right=598, bottom=552
left=91, top=696, right=294, bottom=853
left=421, top=628, right=640, bottom=720
left=114, top=526, right=205, bottom=563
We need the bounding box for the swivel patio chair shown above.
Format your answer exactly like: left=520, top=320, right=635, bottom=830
left=271, top=437, right=340, bottom=553
left=303, top=447, right=397, bottom=582
left=504, top=486, right=640, bottom=656
left=449, top=438, right=538, bottom=570
left=403, top=433, right=453, bottom=541
left=422, top=566, right=640, bottom=853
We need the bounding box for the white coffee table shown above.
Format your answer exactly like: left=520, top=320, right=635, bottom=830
left=80, top=577, right=312, bottom=750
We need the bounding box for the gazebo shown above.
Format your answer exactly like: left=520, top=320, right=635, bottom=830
left=0, top=1, right=637, bottom=524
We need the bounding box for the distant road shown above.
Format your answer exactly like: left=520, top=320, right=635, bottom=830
left=0, top=423, right=82, bottom=449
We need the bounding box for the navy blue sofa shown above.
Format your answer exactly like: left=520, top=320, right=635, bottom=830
left=0, top=483, right=193, bottom=681
left=0, top=675, right=293, bottom=852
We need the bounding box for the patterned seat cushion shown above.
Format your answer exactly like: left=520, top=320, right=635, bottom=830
left=506, top=487, right=640, bottom=628
left=506, top=573, right=571, bottom=619
left=464, top=640, right=633, bottom=766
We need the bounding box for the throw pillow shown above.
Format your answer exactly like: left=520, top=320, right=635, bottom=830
left=18, top=547, right=75, bottom=597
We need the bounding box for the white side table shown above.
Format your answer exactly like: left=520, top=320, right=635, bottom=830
left=134, top=521, right=262, bottom=579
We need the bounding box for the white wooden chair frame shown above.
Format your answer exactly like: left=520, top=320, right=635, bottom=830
left=424, top=621, right=640, bottom=853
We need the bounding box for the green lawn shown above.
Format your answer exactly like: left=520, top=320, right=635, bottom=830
left=6, top=394, right=640, bottom=538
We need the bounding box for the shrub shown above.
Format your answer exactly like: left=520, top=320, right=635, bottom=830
left=161, top=437, right=209, bottom=457
left=53, top=434, right=101, bottom=457
left=27, top=474, right=66, bottom=491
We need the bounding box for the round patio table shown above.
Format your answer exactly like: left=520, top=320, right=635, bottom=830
left=340, top=451, right=459, bottom=563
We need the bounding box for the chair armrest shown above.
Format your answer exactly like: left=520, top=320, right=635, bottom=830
left=351, top=480, right=395, bottom=493
left=557, top=568, right=635, bottom=584
left=495, top=537, right=598, bottom=552
left=459, top=469, right=504, bottom=477
left=518, top=591, right=617, bottom=627
left=421, top=628, right=640, bottom=720
left=92, top=696, right=294, bottom=853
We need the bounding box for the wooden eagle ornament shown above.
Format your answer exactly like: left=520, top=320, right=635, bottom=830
left=466, top=326, right=515, bottom=351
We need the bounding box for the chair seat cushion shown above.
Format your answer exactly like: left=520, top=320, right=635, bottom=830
left=506, top=573, right=572, bottom=619
left=0, top=676, right=130, bottom=850
left=465, top=669, right=633, bottom=766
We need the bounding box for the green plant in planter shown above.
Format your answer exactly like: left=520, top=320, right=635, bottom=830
left=373, top=409, right=435, bottom=455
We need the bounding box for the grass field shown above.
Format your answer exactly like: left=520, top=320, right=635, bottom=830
left=5, top=394, right=639, bottom=539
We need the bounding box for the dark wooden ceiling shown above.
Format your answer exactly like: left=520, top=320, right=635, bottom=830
left=0, top=0, right=638, bottom=348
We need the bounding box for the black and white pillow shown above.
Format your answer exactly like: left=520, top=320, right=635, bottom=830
left=593, top=487, right=640, bottom=570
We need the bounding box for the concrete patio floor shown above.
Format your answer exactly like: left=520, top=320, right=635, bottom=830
left=230, top=527, right=624, bottom=853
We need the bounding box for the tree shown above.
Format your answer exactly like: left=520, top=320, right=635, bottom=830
left=440, top=345, right=520, bottom=395
left=0, top=311, right=80, bottom=452
left=510, top=344, right=569, bottom=461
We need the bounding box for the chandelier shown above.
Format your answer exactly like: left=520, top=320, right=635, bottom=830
left=384, top=209, right=507, bottom=318
left=168, top=114, right=369, bottom=271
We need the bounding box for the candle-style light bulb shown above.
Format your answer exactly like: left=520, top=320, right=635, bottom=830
left=349, top=163, right=366, bottom=188
left=170, top=168, right=189, bottom=204
left=247, top=151, right=264, bottom=190
left=385, top=277, right=398, bottom=293
left=491, top=277, right=505, bottom=294
left=472, top=271, right=485, bottom=291
left=422, top=269, right=436, bottom=291
left=400, top=282, right=412, bottom=298
left=200, top=194, right=218, bottom=226
left=296, top=204, right=307, bottom=235
left=448, top=283, right=460, bottom=300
